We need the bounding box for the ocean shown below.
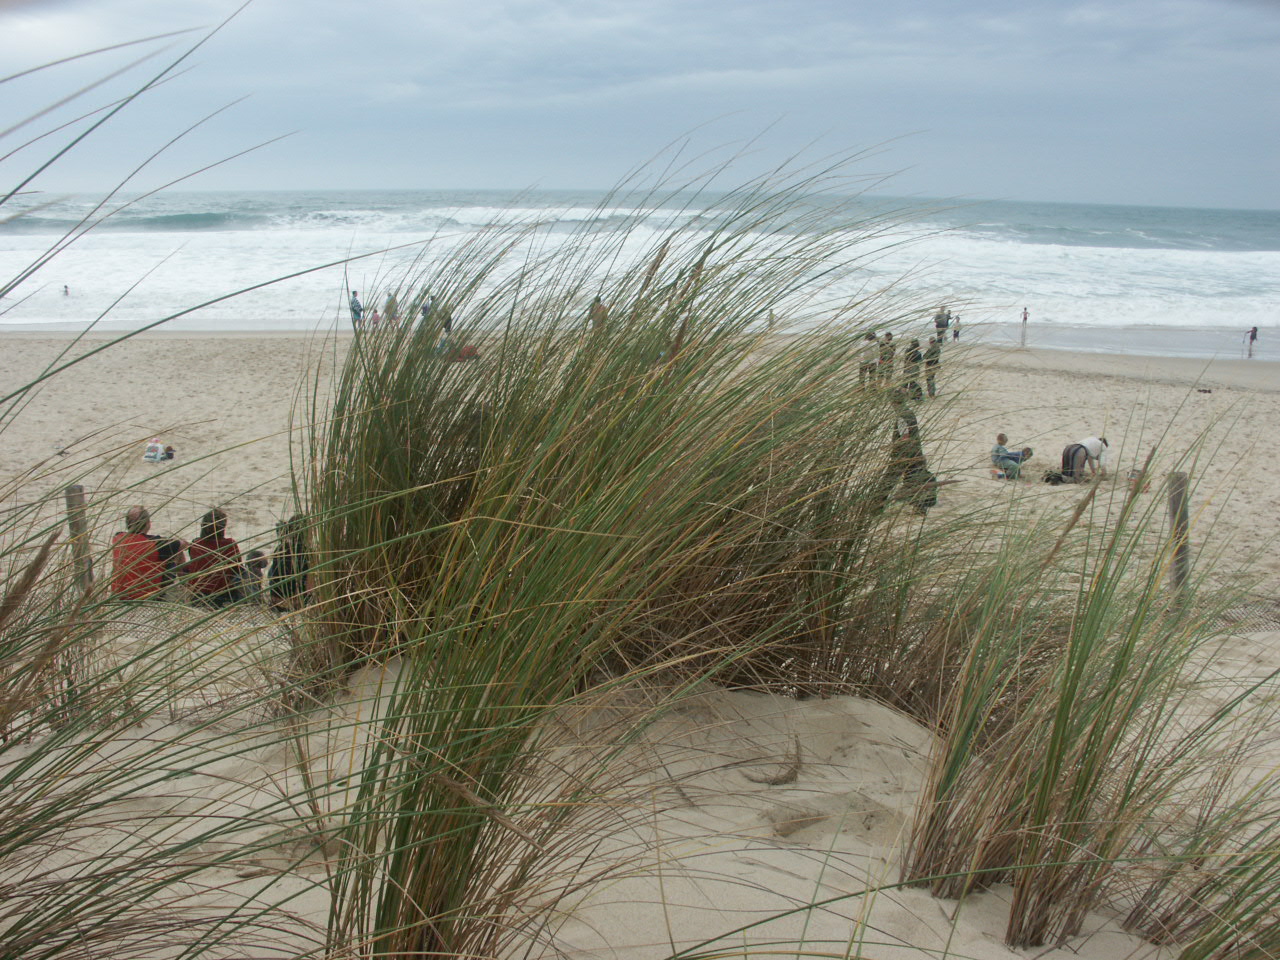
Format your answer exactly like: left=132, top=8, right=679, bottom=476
left=1, top=189, right=1276, bottom=361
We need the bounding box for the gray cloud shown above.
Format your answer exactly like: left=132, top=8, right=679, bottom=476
left=1, top=0, right=1277, bottom=208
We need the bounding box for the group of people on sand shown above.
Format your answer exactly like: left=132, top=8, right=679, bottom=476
left=990, top=432, right=1109, bottom=483
left=860, top=330, right=946, bottom=400
left=857, top=310, right=965, bottom=518
left=110, top=506, right=309, bottom=610
left=350, top=290, right=404, bottom=330
left=350, top=289, right=465, bottom=360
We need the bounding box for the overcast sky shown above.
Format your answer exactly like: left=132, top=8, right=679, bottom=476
left=2, top=0, right=1278, bottom=209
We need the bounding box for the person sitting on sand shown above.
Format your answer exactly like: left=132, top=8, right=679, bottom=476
left=991, top=433, right=1033, bottom=480
left=184, top=508, right=249, bottom=608
left=241, top=550, right=270, bottom=604
left=1061, top=435, right=1108, bottom=482
left=111, top=506, right=186, bottom=600
left=268, top=514, right=310, bottom=610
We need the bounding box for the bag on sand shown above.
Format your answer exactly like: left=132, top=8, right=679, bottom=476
left=1042, top=469, right=1066, bottom=485
left=449, top=344, right=479, bottom=361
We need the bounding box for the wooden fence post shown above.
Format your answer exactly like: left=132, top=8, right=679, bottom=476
left=64, top=484, right=93, bottom=594
left=1168, top=472, right=1190, bottom=599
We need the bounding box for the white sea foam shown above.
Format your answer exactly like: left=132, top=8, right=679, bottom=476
left=1, top=191, right=1276, bottom=343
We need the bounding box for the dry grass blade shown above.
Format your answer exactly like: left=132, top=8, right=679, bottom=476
left=0, top=529, right=58, bottom=636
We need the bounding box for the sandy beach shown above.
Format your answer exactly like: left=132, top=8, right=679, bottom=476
left=2, top=331, right=1275, bottom=591
left=2, top=331, right=1278, bottom=959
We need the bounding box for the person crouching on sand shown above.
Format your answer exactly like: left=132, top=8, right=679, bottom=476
left=1061, top=435, right=1108, bottom=482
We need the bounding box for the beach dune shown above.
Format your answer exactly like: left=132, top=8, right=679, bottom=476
left=1, top=331, right=1278, bottom=959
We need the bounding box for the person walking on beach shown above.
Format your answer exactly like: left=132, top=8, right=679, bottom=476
left=878, top=332, right=896, bottom=385
left=349, top=290, right=363, bottom=327
left=1020, top=307, right=1029, bottom=348
left=1247, top=326, right=1259, bottom=358
left=924, top=336, right=941, bottom=397
left=951, top=315, right=960, bottom=342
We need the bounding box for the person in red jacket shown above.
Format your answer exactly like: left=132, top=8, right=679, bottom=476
left=183, top=508, right=248, bottom=607
left=110, top=506, right=186, bottom=600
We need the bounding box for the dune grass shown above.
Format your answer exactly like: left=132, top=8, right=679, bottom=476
left=298, top=168, right=978, bottom=956
left=901, top=458, right=1280, bottom=953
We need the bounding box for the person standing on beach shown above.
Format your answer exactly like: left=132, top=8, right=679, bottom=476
left=588, top=295, right=609, bottom=333
left=431, top=299, right=454, bottom=354
left=1020, top=306, right=1029, bottom=347
left=878, top=332, right=896, bottom=385
left=873, top=393, right=936, bottom=516
left=933, top=306, right=951, bottom=338
left=1247, top=326, right=1259, bottom=358
left=951, top=315, right=960, bottom=341
left=903, top=339, right=923, bottom=399
left=924, top=336, right=941, bottom=397
left=349, top=290, right=363, bottom=327
left=855, top=331, right=878, bottom=385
